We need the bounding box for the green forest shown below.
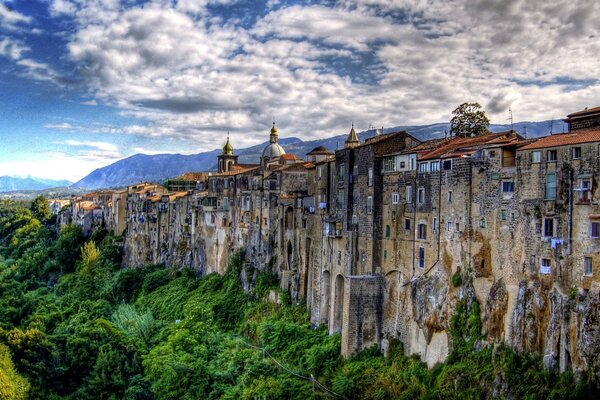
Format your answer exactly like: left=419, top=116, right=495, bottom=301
left=0, top=197, right=597, bottom=399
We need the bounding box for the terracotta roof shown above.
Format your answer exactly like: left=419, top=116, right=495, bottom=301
left=213, top=164, right=260, bottom=177
left=566, top=106, right=600, bottom=118
left=419, top=131, right=521, bottom=161
left=281, top=153, right=301, bottom=160
left=519, top=130, right=600, bottom=151
left=176, top=172, right=210, bottom=181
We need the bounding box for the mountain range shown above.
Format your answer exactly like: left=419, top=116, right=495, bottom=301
left=72, top=120, right=564, bottom=190
left=0, top=176, right=72, bottom=192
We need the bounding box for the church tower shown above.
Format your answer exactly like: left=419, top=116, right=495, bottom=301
left=218, top=133, right=239, bottom=173
left=261, top=122, right=286, bottom=166
left=345, top=123, right=360, bottom=148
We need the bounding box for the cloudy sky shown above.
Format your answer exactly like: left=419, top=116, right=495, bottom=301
left=0, top=0, right=599, bottom=181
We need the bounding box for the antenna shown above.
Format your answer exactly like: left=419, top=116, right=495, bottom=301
left=549, top=118, right=554, bottom=135
left=523, top=126, right=527, bottom=139
left=507, top=108, right=514, bottom=132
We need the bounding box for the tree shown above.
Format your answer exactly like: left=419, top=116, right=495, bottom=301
left=450, top=102, right=490, bottom=138
left=30, top=196, right=51, bottom=222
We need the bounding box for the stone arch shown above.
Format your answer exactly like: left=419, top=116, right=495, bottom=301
left=333, top=274, right=345, bottom=333
left=321, top=270, right=331, bottom=325
left=285, top=206, right=294, bottom=230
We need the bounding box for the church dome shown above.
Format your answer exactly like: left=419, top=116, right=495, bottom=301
left=262, top=142, right=286, bottom=159
left=261, top=121, right=286, bottom=162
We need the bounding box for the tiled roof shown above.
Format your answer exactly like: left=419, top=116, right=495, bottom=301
left=176, top=172, right=210, bottom=181
left=519, top=130, right=600, bottom=150
left=281, top=153, right=301, bottom=160
left=307, top=146, right=334, bottom=155
left=566, top=106, right=600, bottom=118
left=419, top=131, right=520, bottom=160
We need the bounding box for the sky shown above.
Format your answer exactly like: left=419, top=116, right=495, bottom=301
left=0, top=0, right=599, bottom=182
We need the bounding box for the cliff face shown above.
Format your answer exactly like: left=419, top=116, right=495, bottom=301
left=70, top=127, right=600, bottom=377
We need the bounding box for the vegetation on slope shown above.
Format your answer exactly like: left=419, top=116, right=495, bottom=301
left=0, top=197, right=597, bottom=399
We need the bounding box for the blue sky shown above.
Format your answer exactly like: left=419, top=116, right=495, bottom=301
left=1, top=0, right=599, bottom=181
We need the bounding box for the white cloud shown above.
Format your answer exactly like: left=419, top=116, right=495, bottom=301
left=63, top=140, right=120, bottom=153
left=0, top=3, right=31, bottom=29
left=42, top=0, right=600, bottom=159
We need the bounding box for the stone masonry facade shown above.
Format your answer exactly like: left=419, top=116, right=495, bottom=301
left=62, top=108, right=600, bottom=374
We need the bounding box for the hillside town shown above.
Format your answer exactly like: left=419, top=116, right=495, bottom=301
left=56, top=105, right=600, bottom=374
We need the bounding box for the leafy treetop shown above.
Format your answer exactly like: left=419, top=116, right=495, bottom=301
left=450, top=102, right=491, bottom=138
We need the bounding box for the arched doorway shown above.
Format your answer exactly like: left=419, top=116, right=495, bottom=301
left=333, top=274, right=345, bottom=333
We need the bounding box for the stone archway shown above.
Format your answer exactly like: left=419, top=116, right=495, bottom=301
left=333, top=274, right=345, bottom=333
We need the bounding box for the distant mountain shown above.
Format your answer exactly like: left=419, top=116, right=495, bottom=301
left=0, top=176, right=72, bottom=192
left=73, top=120, right=563, bottom=190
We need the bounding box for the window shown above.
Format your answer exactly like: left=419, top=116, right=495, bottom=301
left=443, top=159, right=452, bottom=170
left=384, top=156, right=396, bottom=172
left=352, top=214, right=358, bottom=225
left=501, top=209, right=507, bottom=221
left=418, top=223, right=427, bottom=239
left=418, top=162, right=429, bottom=173
left=406, top=186, right=413, bottom=203
left=384, top=249, right=387, bottom=259
left=502, top=181, right=515, bottom=192
left=392, top=192, right=399, bottom=204
left=368, top=167, right=373, bottom=186
left=400, top=161, right=406, bottom=169
left=572, top=147, right=582, bottom=159
left=318, top=167, right=322, bottom=180
left=418, top=247, right=425, bottom=269
left=543, top=218, right=554, bottom=237
left=405, top=218, right=411, bottom=230
left=448, top=190, right=452, bottom=203
left=338, top=163, right=345, bottom=181
left=447, top=221, right=453, bottom=232
left=480, top=218, right=487, bottom=228
left=591, top=222, right=600, bottom=238
left=353, top=165, right=358, bottom=178
left=367, top=196, right=373, bottom=214
left=418, top=188, right=425, bottom=205
left=337, top=190, right=344, bottom=210
left=547, top=149, right=557, bottom=162
left=385, top=225, right=390, bottom=238
left=576, top=176, right=592, bottom=203
left=430, top=160, right=440, bottom=171
left=455, top=222, right=460, bottom=232
left=546, top=173, right=557, bottom=200
left=489, top=150, right=496, bottom=158
left=584, top=257, right=593, bottom=276
left=540, top=258, right=552, bottom=274
left=432, top=217, right=438, bottom=231
left=531, top=151, right=541, bottom=163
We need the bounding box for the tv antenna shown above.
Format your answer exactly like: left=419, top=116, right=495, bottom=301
left=507, top=108, right=514, bottom=132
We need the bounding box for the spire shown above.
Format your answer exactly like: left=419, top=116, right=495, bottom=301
left=223, top=131, right=233, bottom=155
left=345, top=122, right=360, bottom=148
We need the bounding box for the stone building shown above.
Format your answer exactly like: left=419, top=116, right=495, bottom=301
left=65, top=107, right=600, bottom=375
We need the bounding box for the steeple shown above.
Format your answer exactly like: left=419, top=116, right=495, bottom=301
left=223, top=132, right=233, bottom=155
left=345, top=122, right=360, bottom=148
left=217, top=131, right=238, bottom=173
